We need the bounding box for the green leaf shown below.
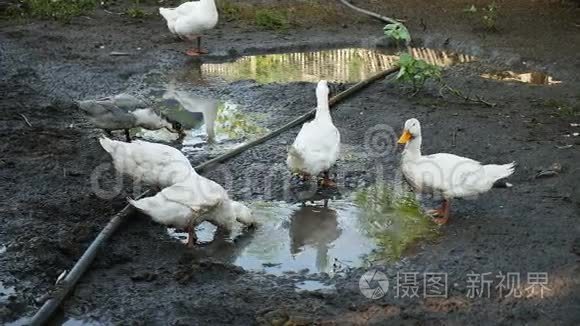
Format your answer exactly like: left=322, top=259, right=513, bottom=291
left=464, top=5, right=477, bottom=13
left=396, top=67, right=406, bottom=79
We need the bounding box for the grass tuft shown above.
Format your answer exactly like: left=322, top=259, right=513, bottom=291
left=215, top=0, right=349, bottom=30
left=6, top=0, right=98, bottom=22
left=254, top=9, right=288, bottom=30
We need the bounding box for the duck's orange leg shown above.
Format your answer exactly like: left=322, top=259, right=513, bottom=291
left=186, top=36, right=208, bottom=56
left=185, top=226, right=197, bottom=248
left=319, top=171, right=336, bottom=188
left=428, top=199, right=450, bottom=225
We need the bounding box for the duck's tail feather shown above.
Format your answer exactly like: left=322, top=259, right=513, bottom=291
left=99, top=136, right=120, bottom=154
left=127, top=197, right=148, bottom=213
left=159, top=7, right=177, bottom=22
left=484, top=162, right=516, bottom=183
left=288, top=146, right=303, bottom=161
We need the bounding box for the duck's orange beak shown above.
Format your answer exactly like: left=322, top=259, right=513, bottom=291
left=397, top=130, right=412, bottom=144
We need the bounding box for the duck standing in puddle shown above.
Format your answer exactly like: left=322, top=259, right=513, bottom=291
left=397, top=118, right=515, bottom=224
left=287, top=80, right=341, bottom=195
left=128, top=173, right=256, bottom=247
left=160, top=0, right=218, bottom=56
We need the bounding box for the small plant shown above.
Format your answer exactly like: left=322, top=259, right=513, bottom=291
left=217, top=0, right=242, bottom=21
left=464, top=1, right=500, bottom=31
left=7, top=0, right=98, bottom=22
left=125, top=7, right=149, bottom=19
left=544, top=99, right=580, bottom=117
left=383, top=22, right=411, bottom=46
left=394, top=53, right=495, bottom=106
left=395, top=53, right=442, bottom=93
left=254, top=9, right=288, bottom=30
left=124, top=0, right=149, bottom=19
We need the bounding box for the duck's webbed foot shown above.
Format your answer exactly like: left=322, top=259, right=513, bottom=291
left=427, top=199, right=451, bottom=225
left=318, top=171, right=337, bottom=188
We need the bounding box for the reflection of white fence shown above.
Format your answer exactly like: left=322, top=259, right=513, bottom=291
left=202, top=48, right=477, bottom=83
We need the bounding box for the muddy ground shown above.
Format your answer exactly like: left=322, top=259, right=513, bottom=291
left=1, top=0, right=580, bottom=325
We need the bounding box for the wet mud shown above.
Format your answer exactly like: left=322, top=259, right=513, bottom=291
left=1, top=0, right=580, bottom=324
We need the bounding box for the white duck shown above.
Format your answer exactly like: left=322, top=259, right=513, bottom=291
left=99, top=137, right=197, bottom=189
left=78, top=94, right=183, bottom=142
left=287, top=80, right=340, bottom=187
left=128, top=175, right=255, bottom=247
left=159, top=0, right=218, bottom=56
left=397, top=118, right=516, bottom=224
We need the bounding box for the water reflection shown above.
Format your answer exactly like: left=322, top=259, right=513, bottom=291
left=289, top=206, right=341, bottom=272
left=354, top=184, right=439, bottom=261
left=295, top=280, right=336, bottom=292
left=0, top=281, right=15, bottom=304
left=138, top=85, right=267, bottom=147
left=163, top=85, right=219, bottom=142
left=481, top=71, right=561, bottom=85
left=182, top=226, right=257, bottom=264
left=201, top=47, right=477, bottom=84
left=163, top=185, right=439, bottom=274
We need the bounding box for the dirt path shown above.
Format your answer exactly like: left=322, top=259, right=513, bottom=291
left=1, top=0, right=579, bottom=324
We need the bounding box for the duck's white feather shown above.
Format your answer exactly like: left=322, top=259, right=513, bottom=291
left=159, top=0, right=218, bottom=38
left=99, top=137, right=197, bottom=188
left=287, top=80, right=340, bottom=175
left=400, top=118, right=515, bottom=199
left=129, top=177, right=255, bottom=232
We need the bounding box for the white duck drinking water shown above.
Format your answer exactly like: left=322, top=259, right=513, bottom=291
left=397, top=118, right=515, bottom=225
left=78, top=94, right=183, bottom=142
left=287, top=80, right=340, bottom=187
left=128, top=172, right=255, bottom=247
left=159, top=0, right=218, bottom=56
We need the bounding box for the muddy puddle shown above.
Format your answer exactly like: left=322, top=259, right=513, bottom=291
left=295, top=280, right=336, bottom=293
left=168, top=185, right=439, bottom=275
left=0, top=282, right=15, bottom=304
left=481, top=70, right=560, bottom=85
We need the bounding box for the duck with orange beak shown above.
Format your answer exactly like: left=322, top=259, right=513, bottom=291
left=397, top=118, right=516, bottom=224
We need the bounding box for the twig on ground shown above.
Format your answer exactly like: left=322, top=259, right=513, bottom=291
left=452, top=129, right=457, bottom=147
left=19, top=114, right=32, bottom=127
left=440, top=84, right=496, bottom=107
left=338, top=0, right=403, bottom=24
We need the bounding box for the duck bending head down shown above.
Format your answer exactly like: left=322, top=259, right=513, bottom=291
left=397, top=118, right=515, bottom=225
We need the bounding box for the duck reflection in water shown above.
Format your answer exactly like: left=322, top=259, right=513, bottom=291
left=185, top=225, right=256, bottom=264
left=289, top=206, right=341, bottom=272
left=163, top=83, right=219, bottom=143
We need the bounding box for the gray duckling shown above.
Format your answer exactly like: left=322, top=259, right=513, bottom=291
left=77, top=93, right=184, bottom=142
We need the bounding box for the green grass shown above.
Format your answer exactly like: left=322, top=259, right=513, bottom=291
left=254, top=9, right=288, bottom=30
left=6, top=0, right=99, bottom=22
left=354, top=184, right=440, bottom=261
left=125, top=7, right=149, bottom=19
left=215, top=0, right=348, bottom=29
left=464, top=1, right=500, bottom=31
left=544, top=99, right=580, bottom=117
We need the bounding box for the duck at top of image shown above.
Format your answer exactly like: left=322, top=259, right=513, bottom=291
left=159, top=0, right=218, bottom=56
